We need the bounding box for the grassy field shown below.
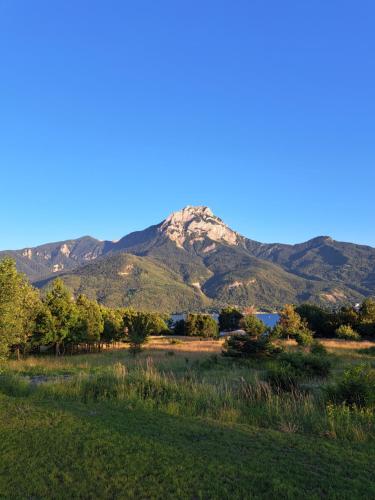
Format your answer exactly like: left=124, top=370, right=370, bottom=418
left=1, top=337, right=375, bottom=499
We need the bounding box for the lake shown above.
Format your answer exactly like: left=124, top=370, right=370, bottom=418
left=171, top=313, right=279, bottom=328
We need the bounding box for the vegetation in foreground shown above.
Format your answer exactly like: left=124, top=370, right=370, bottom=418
left=1, top=338, right=375, bottom=498
left=1, top=257, right=375, bottom=497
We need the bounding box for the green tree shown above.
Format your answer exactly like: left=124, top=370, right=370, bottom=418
left=0, top=258, right=41, bottom=359
left=218, top=307, right=243, bottom=331
left=128, top=312, right=154, bottom=354
left=75, top=294, right=104, bottom=347
left=296, top=303, right=333, bottom=337
left=44, top=278, right=77, bottom=355
left=101, top=306, right=124, bottom=345
left=276, top=304, right=314, bottom=344
left=32, top=306, right=56, bottom=349
left=240, top=314, right=267, bottom=336
left=185, top=313, right=219, bottom=338
left=360, top=298, right=375, bottom=322
left=358, top=298, right=375, bottom=338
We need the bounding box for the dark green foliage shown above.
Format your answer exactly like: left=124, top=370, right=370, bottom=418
left=222, top=333, right=282, bottom=358
left=74, top=294, right=104, bottom=344
left=296, top=303, right=334, bottom=337
left=266, top=351, right=332, bottom=391
left=127, top=313, right=152, bottom=354
left=240, top=314, right=267, bottom=336
left=360, top=346, right=375, bottom=356
left=358, top=298, right=375, bottom=338
left=278, top=352, right=332, bottom=378
left=310, top=341, right=328, bottom=355
left=173, top=319, right=186, bottom=335
left=266, top=362, right=302, bottom=391
left=326, top=365, right=375, bottom=408
left=218, top=307, right=243, bottom=331
left=101, top=307, right=123, bottom=344
left=185, top=313, right=219, bottom=338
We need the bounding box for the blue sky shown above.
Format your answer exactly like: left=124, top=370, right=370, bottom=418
left=0, top=0, right=374, bottom=250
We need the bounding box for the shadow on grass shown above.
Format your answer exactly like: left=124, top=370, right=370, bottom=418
left=1, top=394, right=375, bottom=499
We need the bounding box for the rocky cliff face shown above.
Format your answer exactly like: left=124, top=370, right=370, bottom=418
left=159, top=206, right=239, bottom=248
left=1, top=206, right=375, bottom=310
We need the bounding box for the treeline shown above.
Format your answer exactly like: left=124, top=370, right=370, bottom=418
left=0, top=258, right=169, bottom=358
left=1, top=257, right=375, bottom=359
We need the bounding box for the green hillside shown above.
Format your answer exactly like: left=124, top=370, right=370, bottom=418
left=37, top=253, right=210, bottom=312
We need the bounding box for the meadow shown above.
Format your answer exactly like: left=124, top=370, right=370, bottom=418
left=1, top=337, right=375, bottom=499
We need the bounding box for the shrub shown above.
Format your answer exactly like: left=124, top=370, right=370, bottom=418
left=294, top=328, right=314, bottom=346
left=279, top=352, right=331, bottom=378
left=266, top=362, right=302, bottom=391
left=310, top=341, right=327, bottom=355
left=222, top=333, right=282, bottom=358
left=326, top=365, right=375, bottom=408
left=335, top=324, right=360, bottom=341
left=240, top=315, right=267, bottom=336
left=359, top=346, right=375, bottom=356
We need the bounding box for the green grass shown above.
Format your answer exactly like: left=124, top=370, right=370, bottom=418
left=0, top=340, right=375, bottom=498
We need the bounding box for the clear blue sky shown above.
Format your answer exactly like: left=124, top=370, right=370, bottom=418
left=1, top=0, right=374, bottom=250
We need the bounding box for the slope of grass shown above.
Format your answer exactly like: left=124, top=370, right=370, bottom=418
left=1, top=395, right=375, bottom=499
left=1, top=338, right=375, bottom=499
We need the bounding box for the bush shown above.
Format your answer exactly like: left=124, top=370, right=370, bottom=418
left=266, top=362, right=302, bottom=391
left=335, top=325, right=360, bottom=341
left=222, top=333, right=282, bottom=358
left=310, top=341, right=327, bottom=356
left=326, top=365, right=375, bottom=408
left=240, top=315, right=267, bottom=336
left=294, top=328, right=314, bottom=346
left=359, top=346, right=375, bottom=356
left=279, top=352, right=331, bottom=378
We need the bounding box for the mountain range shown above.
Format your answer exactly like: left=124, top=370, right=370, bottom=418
left=2, top=206, right=374, bottom=312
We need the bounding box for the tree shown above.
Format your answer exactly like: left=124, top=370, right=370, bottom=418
left=173, top=319, right=186, bottom=335
left=218, top=307, right=243, bottom=331
left=185, top=313, right=219, bottom=338
left=74, top=295, right=104, bottom=347
left=127, top=312, right=154, bottom=354
left=15, top=281, right=42, bottom=357
left=0, top=258, right=25, bottom=358
left=44, top=278, right=77, bottom=355
left=32, top=306, right=56, bottom=349
left=296, top=303, right=333, bottom=337
left=101, top=306, right=123, bottom=345
left=360, top=298, right=375, bottom=323
left=240, top=314, right=267, bottom=336
left=276, top=304, right=314, bottom=344
left=0, top=258, right=41, bottom=359
left=222, top=333, right=282, bottom=358
left=358, top=298, right=375, bottom=338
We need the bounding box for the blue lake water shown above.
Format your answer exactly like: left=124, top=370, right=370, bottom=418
left=256, top=313, right=279, bottom=328
left=171, top=313, right=279, bottom=328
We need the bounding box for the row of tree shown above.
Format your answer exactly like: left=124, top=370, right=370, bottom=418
left=1, top=257, right=375, bottom=358
left=217, top=302, right=375, bottom=341
left=0, top=258, right=168, bottom=358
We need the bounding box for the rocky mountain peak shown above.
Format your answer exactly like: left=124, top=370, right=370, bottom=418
left=159, top=206, right=239, bottom=248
